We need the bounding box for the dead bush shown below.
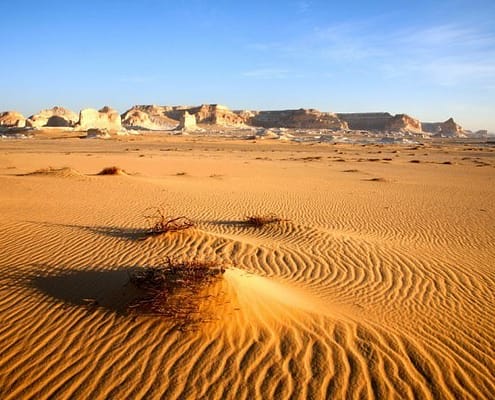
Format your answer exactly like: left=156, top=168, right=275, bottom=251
left=144, top=207, right=195, bottom=235
left=97, top=166, right=125, bottom=175
left=128, top=257, right=227, bottom=328
left=245, top=213, right=285, bottom=227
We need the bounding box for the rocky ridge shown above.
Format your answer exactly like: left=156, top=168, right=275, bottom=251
left=0, top=104, right=475, bottom=136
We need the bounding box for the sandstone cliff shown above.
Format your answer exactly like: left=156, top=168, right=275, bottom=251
left=0, top=111, right=26, bottom=128
left=27, top=106, right=78, bottom=128
left=75, top=106, right=122, bottom=132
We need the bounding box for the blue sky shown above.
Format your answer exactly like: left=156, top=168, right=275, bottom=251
left=1, top=0, right=494, bottom=130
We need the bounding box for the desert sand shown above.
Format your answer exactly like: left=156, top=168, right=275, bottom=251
left=0, top=133, right=494, bottom=399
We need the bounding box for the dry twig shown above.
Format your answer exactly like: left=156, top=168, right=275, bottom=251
left=144, top=207, right=195, bottom=235
left=245, top=213, right=286, bottom=227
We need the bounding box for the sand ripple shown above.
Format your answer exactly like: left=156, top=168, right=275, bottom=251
left=0, top=153, right=494, bottom=399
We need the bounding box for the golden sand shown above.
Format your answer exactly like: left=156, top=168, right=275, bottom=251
left=0, top=134, right=494, bottom=399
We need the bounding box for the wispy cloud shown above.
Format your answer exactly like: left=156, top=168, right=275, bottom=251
left=247, top=21, right=495, bottom=87
left=384, top=24, right=495, bottom=85
left=395, top=24, right=495, bottom=51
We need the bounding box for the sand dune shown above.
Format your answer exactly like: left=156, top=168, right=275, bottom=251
left=0, top=136, right=494, bottom=399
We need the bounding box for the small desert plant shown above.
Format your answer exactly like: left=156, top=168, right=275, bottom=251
left=98, top=166, right=125, bottom=175
left=128, top=257, right=227, bottom=328
left=144, top=207, right=195, bottom=235
left=245, top=213, right=285, bottom=227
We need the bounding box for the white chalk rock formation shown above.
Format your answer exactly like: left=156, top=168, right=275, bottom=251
left=178, top=111, right=197, bottom=131
left=121, top=107, right=179, bottom=130
left=27, top=106, right=78, bottom=128
left=76, top=106, right=122, bottom=132
left=0, top=111, right=26, bottom=128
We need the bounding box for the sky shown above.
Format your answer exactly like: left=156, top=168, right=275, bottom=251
left=1, top=0, right=494, bottom=131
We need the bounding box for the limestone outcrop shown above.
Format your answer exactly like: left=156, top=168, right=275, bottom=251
left=75, top=106, right=122, bottom=132
left=439, top=118, right=464, bottom=136
left=0, top=111, right=26, bottom=128
left=178, top=111, right=197, bottom=131
left=337, top=113, right=390, bottom=130
left=121, top=106, right=179, bottom=130
left=189, top=104, right=246, bottom=126
left=27, top=106, right=78, bottom=128
left=385, top=114, right=422, bottom=132
left=336, top=112, right=422, bottom=132
left=248, top=109, right=347, bottom=129
left=422, top=118, right=465, bottom=137
left=123, top=104, right=246, bottom=129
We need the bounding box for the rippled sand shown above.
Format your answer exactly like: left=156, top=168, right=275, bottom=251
left=0, top=135, right=494, bottom=399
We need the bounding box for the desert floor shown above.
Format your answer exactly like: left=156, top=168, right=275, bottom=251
left=0, top=133, right=494, bottom=399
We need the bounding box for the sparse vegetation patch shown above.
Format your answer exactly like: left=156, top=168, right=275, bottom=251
left=128, top=257, right=227, bottom=327
left=245, top=214, right=286, bottom=227
left=144, top=207, right=195, bottom=235
left=97, top=166, right=126, bottom=175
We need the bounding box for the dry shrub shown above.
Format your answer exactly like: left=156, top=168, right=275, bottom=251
left=144, top=207, right=195, bottom=235
left=128, top=257, right=227, bottom=328
left=367, top=177, right=388, bottom=182
left=98, top=166, right=125, bottom=175
left=245, top=213, right=285, bottom=227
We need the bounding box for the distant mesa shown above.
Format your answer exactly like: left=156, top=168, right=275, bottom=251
left=27, top=106, right=78, bottom=128
left=249, top=108, right=347, bottom=129
left=467, top=129, right=488, bottom=138
left=337, top=112, right=422, bottom=133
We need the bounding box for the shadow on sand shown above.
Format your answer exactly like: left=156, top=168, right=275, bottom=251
left=26, top=221, right=150, bottom=241
left=31, top=268, right=144, bottom=314
left=206, top=219, right=253, bottom=228
left=77, top=225, right=150, bottom=241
